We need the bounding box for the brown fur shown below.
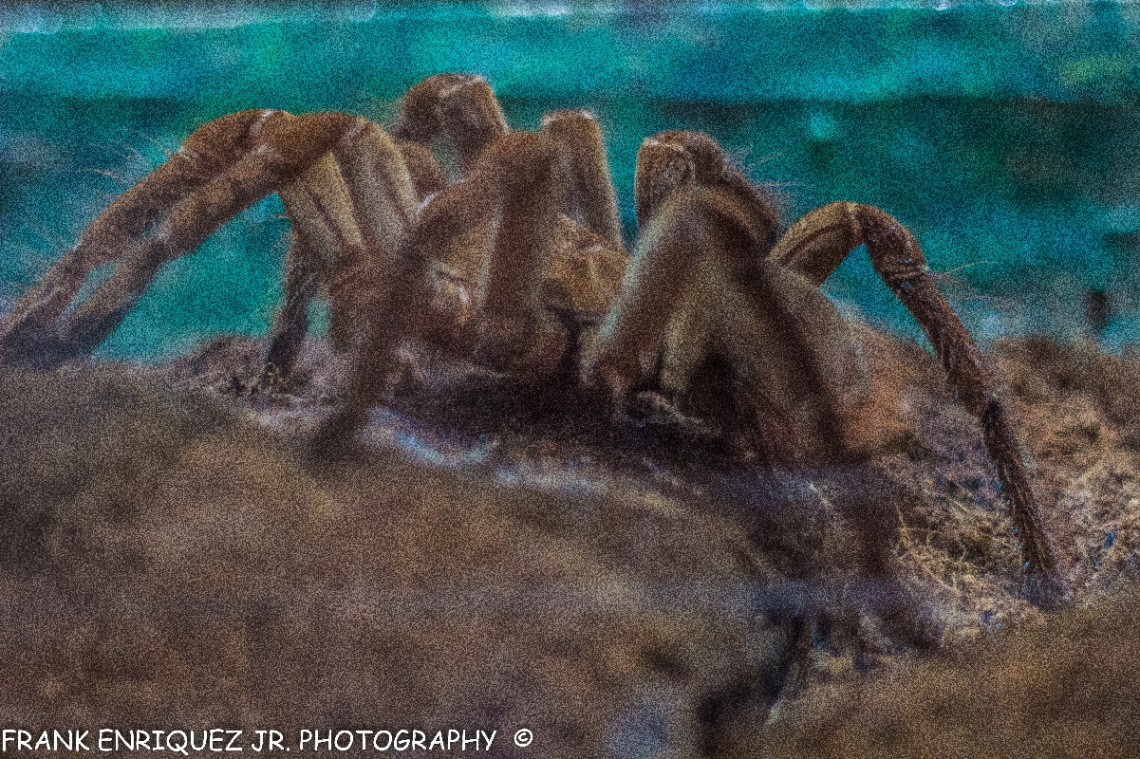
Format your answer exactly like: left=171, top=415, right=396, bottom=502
left=384, top=101, right=629, bottom=378
left=606, top=137, right=899, bottom=464
left=541, top=109, right=625, bottom=249
left=0, top=109, right=284, bottom=364
left=601, top=133, right=1061, bottom=596
left=0, top=74, right=1061, bottom=603
left=0, top=110, right=399, bottom=371
left=471, top=134, right=566, bottom=376
left=394, top=73, right=508, bottom=175
left=395, top=138, right=447, bottom=201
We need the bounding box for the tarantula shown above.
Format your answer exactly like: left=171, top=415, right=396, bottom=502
left=0, top=74, right=1064, bottom=604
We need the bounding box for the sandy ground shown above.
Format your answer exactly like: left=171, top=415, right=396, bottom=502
left=2, top=333, right=1138, bottom=756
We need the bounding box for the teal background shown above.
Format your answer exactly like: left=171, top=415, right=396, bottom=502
left=2, top=1, right=1140, bottom=359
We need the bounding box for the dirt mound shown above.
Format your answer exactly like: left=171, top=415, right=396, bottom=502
left=759, top=588, right=1140, bottom=757
left=3, top=333, right=1139, bottom=756
left=0, top=365, right=800, bottom=757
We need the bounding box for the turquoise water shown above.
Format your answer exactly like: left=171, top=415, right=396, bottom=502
left=2, top=1, right=1140, bottom=359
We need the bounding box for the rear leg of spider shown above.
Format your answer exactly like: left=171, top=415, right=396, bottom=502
left=0, top=110, right=421, bottom=397
left=770, top=201, right=1066, bottom=605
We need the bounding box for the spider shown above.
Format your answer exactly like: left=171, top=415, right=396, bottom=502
left=0, top=74, right=1064, bottom=605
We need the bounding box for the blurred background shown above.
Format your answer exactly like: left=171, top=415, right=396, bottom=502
left=2, top=0, right=1139, bottom=359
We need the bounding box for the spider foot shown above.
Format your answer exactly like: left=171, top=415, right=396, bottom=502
left=0, top=322, right=80, bottom=370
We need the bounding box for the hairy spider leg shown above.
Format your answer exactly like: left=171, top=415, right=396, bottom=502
left=263, top=133, right=441, bottom=385
left=2, top=112, right=419, bottom=376
left=541, top=109, right=625, bottom=251
left=54, top=112, right=363, bottom=362
left=583, top=132, right=750, bottom=399
left=260, top=236, right=319, bottom=386
left=393, top=73, right=509, bottom=178
left=473, top=133, right=567, bottom=373
left=400, top=131, right=568, bottom=376
left=324, top=120, right=420, bottom=341
left=316, top=130, right=572, bottom=452
left=394, top=139, right=448, bottom=202
left=0, top=109, right=282, bottom=367
left=395, top=75, right=625, bottom=258
left=262, top=119, right=421, bottom=384
left=769, top=201, right=1065, bottom=605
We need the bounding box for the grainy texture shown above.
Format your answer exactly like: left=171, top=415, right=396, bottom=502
left=0, top=365, right=801, bottom=757
left=2, top=333, right=1138, bottom=756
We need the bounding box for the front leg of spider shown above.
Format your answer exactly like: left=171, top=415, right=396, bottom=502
left=258, top=120, right=423, bottom=387
left=0, top=111, right=420, bottom=373
left=0, top=110, right=280, bottom=367
left=316, top=130, right=572, bottom=456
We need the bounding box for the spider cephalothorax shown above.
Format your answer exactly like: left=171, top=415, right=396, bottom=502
left=0, top=74, right=1064, bottom=605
